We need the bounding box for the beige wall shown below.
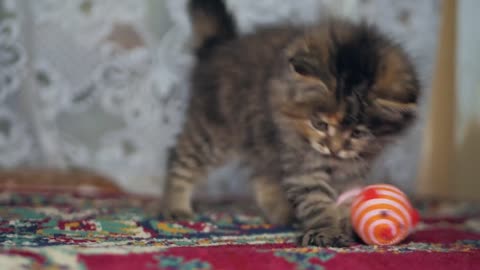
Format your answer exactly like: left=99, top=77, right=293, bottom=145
left=454, top=0, right=480, bottom=200
left=418, top=0, right=480, bottom=200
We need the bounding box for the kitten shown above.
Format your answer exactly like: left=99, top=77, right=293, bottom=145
left=162, top=0, right=420, bottom=247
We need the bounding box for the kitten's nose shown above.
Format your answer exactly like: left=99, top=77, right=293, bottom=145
left=328, top=138, right=344, bottom=155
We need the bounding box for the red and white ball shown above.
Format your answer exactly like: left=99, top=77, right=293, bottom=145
left=350, top=184, right=419, bottom=245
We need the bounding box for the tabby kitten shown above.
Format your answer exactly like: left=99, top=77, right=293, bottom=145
left=162, top=0, right=420, bottom=247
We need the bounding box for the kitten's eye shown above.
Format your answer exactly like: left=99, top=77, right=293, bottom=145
left=351, top=128, right=370, bottom=138
left=311, top=119, right=328, bottom=131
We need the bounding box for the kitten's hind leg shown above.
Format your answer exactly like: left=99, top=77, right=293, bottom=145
left=162, top=122, right=219, bottom=220
left=253, top=175, right=295, bottom=226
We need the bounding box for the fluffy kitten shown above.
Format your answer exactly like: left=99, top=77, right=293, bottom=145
left=162, top=0, right=420, bottom=247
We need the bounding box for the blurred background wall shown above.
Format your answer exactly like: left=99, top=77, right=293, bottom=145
left=0, top=0, right=452, bottom=197
left=454, top=0, right=480, bottom=200
left=418, top=0, right=480, bottom=200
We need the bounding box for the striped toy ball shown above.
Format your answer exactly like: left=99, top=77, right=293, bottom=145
left=350, top=184, right=419, bottom=245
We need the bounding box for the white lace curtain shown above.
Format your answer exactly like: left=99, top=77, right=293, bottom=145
left=0, top=0, right=439, bottom=195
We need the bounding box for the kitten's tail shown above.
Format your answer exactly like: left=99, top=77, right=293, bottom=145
left=188, top=0, right=237, bottom=59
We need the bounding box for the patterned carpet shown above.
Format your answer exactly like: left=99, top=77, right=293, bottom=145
left=0, top=185, right=479, bottom=269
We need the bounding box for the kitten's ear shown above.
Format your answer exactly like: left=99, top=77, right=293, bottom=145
left=289, top=55, right=319, bottom=77
left=286, top=37, right=326, bottom=79
left=286, top=54, right=331, bottom=104
left=372, top=98, right=418, bottom=122
left=291, top=81, right=331, bottom=106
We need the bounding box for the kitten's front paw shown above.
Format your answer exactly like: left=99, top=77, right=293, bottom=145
left=162, top=208, right=194, bottom=221
left=161, top=205, right=194, bottom=221
left=299, top=228, right=353, bottom=247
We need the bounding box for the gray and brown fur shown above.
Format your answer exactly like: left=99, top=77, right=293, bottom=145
left=162, top=0, right=420, bottom=247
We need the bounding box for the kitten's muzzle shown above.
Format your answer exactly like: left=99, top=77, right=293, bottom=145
left=327, top=137, right=345, bottom=155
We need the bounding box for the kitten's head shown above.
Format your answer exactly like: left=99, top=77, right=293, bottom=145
left=274, top=20, right=419, bottom=159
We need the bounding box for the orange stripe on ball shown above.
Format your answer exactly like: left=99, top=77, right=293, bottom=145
left=352, top=199, right=411, bottom=227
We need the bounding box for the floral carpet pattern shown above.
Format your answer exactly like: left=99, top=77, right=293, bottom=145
left=0, top=190, right=479, bottom=269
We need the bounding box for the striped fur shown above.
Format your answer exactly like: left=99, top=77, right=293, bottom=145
left=162, top=0, right=420, bottom=247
